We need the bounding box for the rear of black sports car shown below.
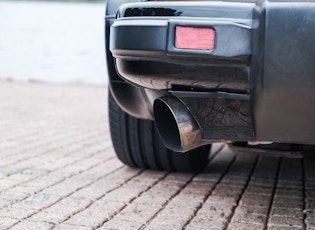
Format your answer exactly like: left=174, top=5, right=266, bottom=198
left=105, top=0, right=315, bottom=172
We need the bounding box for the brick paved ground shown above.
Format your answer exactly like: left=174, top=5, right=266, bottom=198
left=0, top=81, right=314, bottom=229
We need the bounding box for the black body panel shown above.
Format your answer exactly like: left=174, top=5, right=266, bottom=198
left=253, top=2, right=315, bottom=144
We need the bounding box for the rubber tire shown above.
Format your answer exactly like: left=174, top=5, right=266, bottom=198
left=108, top=90, right=211, bottom=173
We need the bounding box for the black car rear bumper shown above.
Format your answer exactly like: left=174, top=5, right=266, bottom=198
left=107, top=0, right=315, bottom=145
left=110, top=2, right=253, bottom=92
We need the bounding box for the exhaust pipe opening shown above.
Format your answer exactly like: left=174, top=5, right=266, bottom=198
left=154, top=96, right=206, bottom=153
left=154, top=97, right=182, bottom=152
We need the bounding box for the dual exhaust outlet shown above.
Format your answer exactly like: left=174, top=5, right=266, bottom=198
left=153, top=96, right=211, bottom=153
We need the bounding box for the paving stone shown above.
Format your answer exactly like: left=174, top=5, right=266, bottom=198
left=205, top=195, right=239, bottom=205
left=241, top=192, right=271, bottom=201
left=239, top=195, right=271, bottom=207
left=306, top=198, right=315, bottom=210
left=240, top=193, right=272, bottom=206
left=270, top=208, right=304, bottom=219
left=112, top=203, right=160, bottom=223
left=100, top=219, right=147, bottom=230
left=306, top=217, right=315, bottom=226
left=152, top=215, right=192, bottom=230
left=274, top=190, right=303, bottom=199
left=231, top=212, right=266, bottom=225
left=53, top=195, right=92, bottom=210
left=305, top=191, right=315, bottom=198
left=0, top=82, right=313, bottom=229
left=272, top=197, right=304, bottom=209
left=305, top=210, right=315, bottom=218
left=65, top=199, right=125, bottom=227
left=268, top=226, right=303, bottom=230
left=0, top=217, right=19, bottom=229
left=0, top=207, right=34, bottom=220
left=212, top=185, right=244, bottom=197
left=185, top=225, right=224, bottom=230
left=185, top=216, right=228, bottom=230
left=29, top=211, right=69, bottom=224
left=10, top=220, right=54, bottom=230
left=235, top=205, right=269, bottom=216
left=131, top=192, right=169, bottom=208
left=227, top=222, right=264, bottom=230
left=245, top=186, right=273, bottom=196
left=268, top=216, right=304, bottom=228
left=54, top=224, right=93, bottom=230
left=180, top=181, right=212, bottom=195
left=277, top=182, right=303, bottom=189
left=249, top=181, right=275, bottom=189
left=195, top=203, right=233, bottom=220
left=12, top=193, right=61, bottom=210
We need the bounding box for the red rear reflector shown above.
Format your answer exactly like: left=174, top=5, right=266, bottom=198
left=175, top=26, right=215, bottom=51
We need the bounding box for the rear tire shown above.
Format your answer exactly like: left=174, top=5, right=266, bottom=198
left=108, top=90, right=211, bottom=172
